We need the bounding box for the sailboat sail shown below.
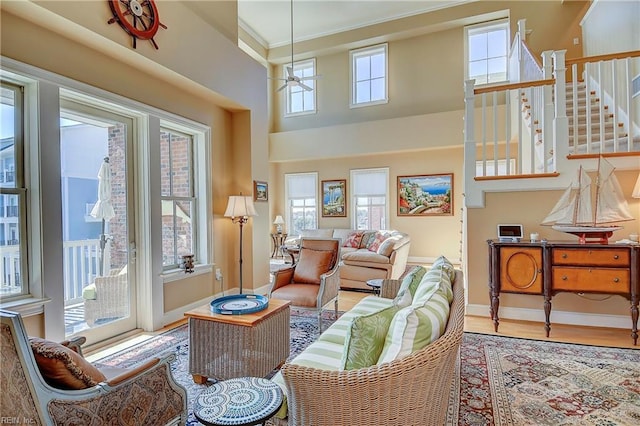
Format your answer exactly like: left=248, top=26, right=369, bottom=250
left=594, top=157, right=635, bottom=224
left=542, top=157, right=633, bottom=231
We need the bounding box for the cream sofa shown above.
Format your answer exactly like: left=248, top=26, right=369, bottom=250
left=268, top=257, right=464, bottom=426
left=285, top=229, right=411, bottom=291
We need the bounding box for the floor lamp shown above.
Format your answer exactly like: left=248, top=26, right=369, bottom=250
left=224, top=194, right=258, bottom=294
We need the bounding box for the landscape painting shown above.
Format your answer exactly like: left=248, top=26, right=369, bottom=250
left=254, top=180, right=268, bottom=202
left=322, top=179, right=346, bottom=217
left=397, top=173, right=453, bottom=216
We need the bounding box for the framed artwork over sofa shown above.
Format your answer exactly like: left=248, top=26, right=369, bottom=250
left=321, top=179, right=346, bottom=217
left=397, top=173, right=453, bottom=216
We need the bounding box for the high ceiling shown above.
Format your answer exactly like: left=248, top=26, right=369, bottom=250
left=236, top=0, right=472, bottom=48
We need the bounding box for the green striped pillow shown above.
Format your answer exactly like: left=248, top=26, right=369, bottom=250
left=340, top=305, right=400, bottom=370
left=377, top=288, right=451, bottom=364
left=393, top=265, right=427, bottom=307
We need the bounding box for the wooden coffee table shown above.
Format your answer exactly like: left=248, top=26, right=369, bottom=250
left=184, top=298, right=291, bottom=384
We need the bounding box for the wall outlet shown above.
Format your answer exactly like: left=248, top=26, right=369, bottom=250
left=215, top=268, right=223, bottom=281
left=573, top=37, right=580, bottom=45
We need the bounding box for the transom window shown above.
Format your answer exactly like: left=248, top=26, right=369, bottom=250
left=351, top=168, right=389, bottom=230
left=285, top=172, right=318, bottom=236
left=350, top=44, right=388, bottom=108
left=285, top=59, right=317, bottom=116
left=465, top=20, right=509, bottom=85
left=160, top=128, right=197, bottom=269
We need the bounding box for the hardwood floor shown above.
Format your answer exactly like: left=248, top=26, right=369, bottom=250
left=86, top=288, right=638, bottom=358
left=340, top=289, right=638, bottom=350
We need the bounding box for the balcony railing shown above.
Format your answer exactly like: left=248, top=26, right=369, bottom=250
left=0, top=239, right=104, bottom=305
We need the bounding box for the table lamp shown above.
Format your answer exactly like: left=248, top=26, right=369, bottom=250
left=224, top=194, right=257, bottom=294
left=273, top=215, right=285, bottom=234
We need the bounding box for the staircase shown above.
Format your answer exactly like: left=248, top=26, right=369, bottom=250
left=566, top=82, right=639, bottom=155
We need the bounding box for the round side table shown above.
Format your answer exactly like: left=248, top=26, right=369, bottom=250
left=193, top=377, right=283, bottom=426
left=366, top=278, right=384, bottom=296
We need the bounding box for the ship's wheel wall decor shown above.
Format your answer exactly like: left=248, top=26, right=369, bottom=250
left=107, top=0, right=167, bottom=49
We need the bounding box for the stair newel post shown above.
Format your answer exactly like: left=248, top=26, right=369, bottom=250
left=542, top=50, right=554, bottom=172
left=464, top=79, right=478, bottom=207
left=517, top=19, right=527, bottom=81
left=552, top=50, right=569, bottom=163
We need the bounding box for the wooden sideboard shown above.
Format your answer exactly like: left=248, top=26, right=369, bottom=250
left=488, top=240, right=639, bottom=344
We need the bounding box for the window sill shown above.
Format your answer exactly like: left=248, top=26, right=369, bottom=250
left=0, top=296, right=51, bottom=317
left=161, top=264, right=213, bottom=283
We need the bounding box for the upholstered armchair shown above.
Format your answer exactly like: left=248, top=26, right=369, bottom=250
left=0, top=310, right=187, bottom=425
left=269, top=238, right=340, bottom=331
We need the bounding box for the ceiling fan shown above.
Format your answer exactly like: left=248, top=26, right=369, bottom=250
left=273, top=0, right=320, bottom=92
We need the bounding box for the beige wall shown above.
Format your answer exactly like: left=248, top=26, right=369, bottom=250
left=271, top=147, right=464, bottom=263
left=1, top=1, right=269, bottom=334
left=267, top=0, right=640, bottom=327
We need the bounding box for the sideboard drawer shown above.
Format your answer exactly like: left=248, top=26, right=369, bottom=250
left=552, top=267, right=630, bottom=293
left=552, top=248, right=630, bottom=267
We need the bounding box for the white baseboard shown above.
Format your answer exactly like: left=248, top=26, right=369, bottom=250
left=466, top=303, right=633, bottom=330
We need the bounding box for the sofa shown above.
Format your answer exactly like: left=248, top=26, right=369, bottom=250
left=284, top=229, right=411, bottom=291
left=268, top=257, right=464, bottom=426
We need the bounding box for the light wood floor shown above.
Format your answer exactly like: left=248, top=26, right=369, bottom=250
left=339, top=289, right=639, bottom=349
left=87, top=289, right=638, bottom=358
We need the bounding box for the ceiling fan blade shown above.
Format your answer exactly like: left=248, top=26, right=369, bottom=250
left=277, top=83, right=288, bottom=92
left=299, top=75, right=321, bottom=81
left=286, top=67, right=294, bottom=78
left=298, top=82, right=314, bottom=91
left=268, top=76, right=287, bottom=81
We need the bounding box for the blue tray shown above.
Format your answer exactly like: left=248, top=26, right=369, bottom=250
left=210, top=294, right=269, bottom=315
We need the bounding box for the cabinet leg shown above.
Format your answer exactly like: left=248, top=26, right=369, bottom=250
left=490, top=294, right=500, bottom=332
left=631, top=303, right=638, bottom=346
left=544, top=298, right=551, bottom=337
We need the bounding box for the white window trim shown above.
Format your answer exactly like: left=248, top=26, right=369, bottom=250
left=464, top=19, right=510, bottom=87
left=284, top=172, right=318, bottom=235
left=350, top=167, right=389, bottom=230
left=350, top=43, right=389, bottom=109
left=0, top=56, right=213, bottom=334
left=284, top=58, right=317, bottom=117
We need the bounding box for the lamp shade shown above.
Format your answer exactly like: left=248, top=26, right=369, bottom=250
left=273, top=215, right=285, bottom=225
left=633, top=174, right=640, bottom=198
left=224, top=195, right=258, bottom=218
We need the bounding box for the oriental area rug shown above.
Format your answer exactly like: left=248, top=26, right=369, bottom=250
left=93, top=317, right=640, bottom=426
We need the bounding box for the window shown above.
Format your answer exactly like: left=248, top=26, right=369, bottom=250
left=351, top=168, right=389, bottom=230
left=285, top=59, right=316, bottom=116
left=160, top=128, right=197, bottom=269
left=285, top=173, right=318, bottom=236
left=350, top=44, right=388, bottom=107
left=0, top=82, right=27, bottom=300
left=465, top=20, right=509, bottom=85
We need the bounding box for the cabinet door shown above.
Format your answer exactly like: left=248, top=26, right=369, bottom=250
left=500, top=247, right=543, bottom=294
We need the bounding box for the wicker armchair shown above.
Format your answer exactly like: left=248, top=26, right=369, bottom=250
left=268, top=238, right=340, bottom=332
left=269, top=270, right=465, bottom=426
left=0, top=309, right=187, bottom=425
left=83, top=268, right=128, bottom=326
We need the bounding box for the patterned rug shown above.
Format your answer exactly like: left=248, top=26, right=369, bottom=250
left=93, top=320, right=640, bottom=425
left=93, top=308, right=340, bottom=425
left=456, top=333, right=640, bottom=425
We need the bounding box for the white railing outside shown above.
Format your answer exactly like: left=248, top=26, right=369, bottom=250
left=0, top=239, right=103, bottom=305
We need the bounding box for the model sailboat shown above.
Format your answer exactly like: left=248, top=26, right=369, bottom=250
left=541, top=157, right=634, bottom=244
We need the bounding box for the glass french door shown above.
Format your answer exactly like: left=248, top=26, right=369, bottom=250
left=60, top=98, right=136, bottom=343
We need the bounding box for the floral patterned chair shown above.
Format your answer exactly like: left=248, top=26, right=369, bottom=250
left=0, top=309, right=187, bottom=425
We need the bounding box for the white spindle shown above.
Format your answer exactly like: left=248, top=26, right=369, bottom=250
left=625, top=58, right=632, bottom=153
left=482, top=93, right=487, bottom=176
left=597, top=62, right=605, bottom=153
left=585, top=62, right=592, bottom=154
left=505, top=89, right=511, bottom=175
left=529, top=87, right=536, bottom=173
left=493, top=91, right=498, bottom=176
left=611, top=60, right=619, bottom=152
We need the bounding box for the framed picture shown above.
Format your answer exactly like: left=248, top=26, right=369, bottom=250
left=397, top=173, right=453, bottom=216
left=253, top=180, right=268, bottom=202
left=321, top=179, right=347, bottom=217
